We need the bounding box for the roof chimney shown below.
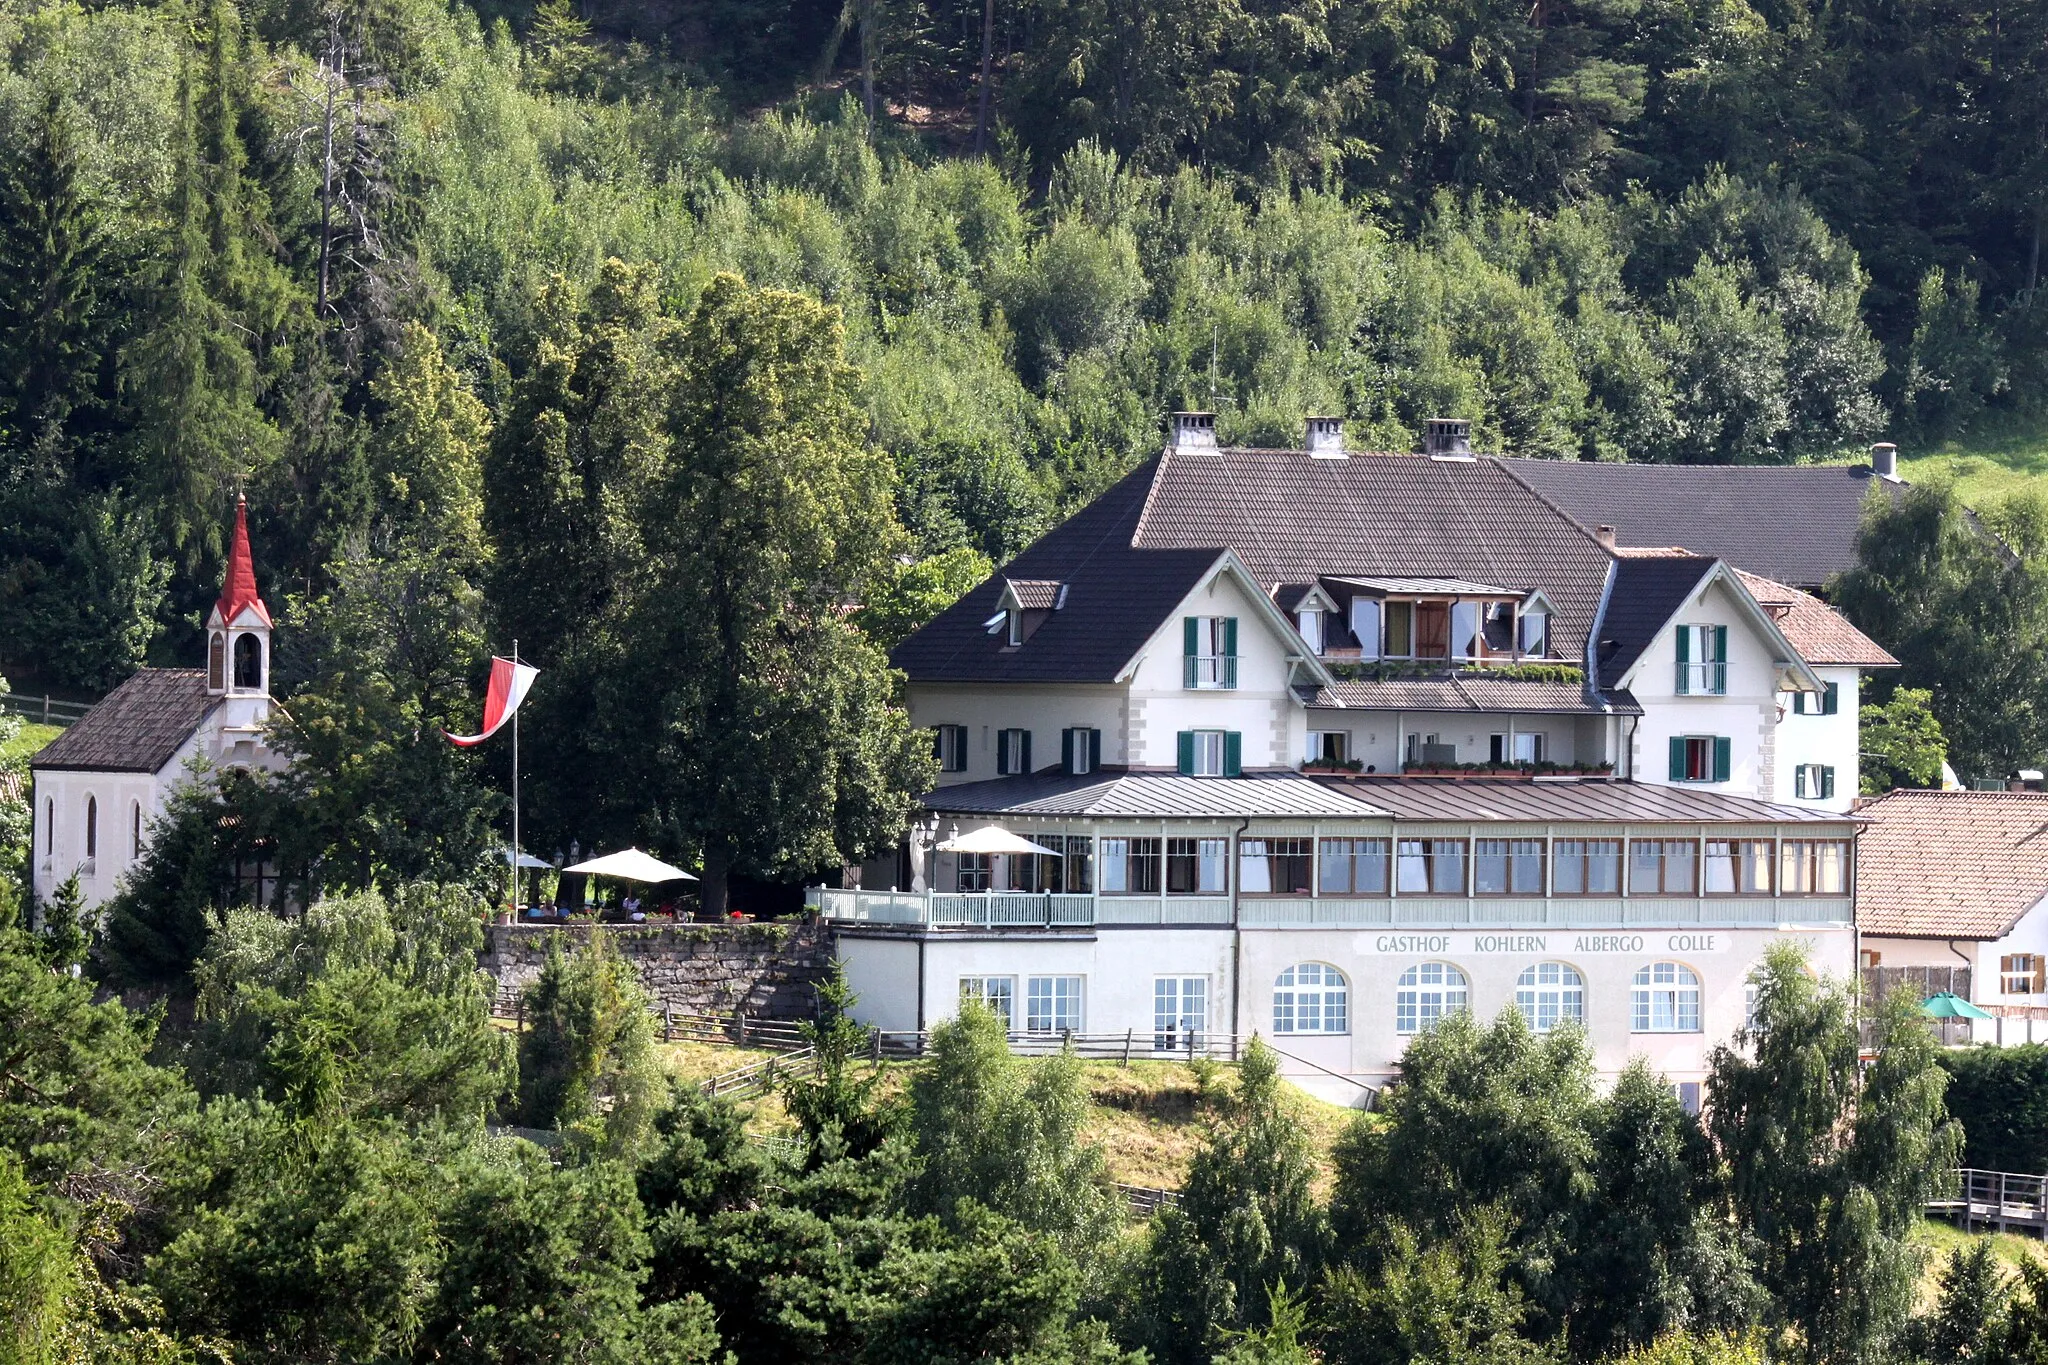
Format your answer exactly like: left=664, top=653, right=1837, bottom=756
left=1423, top=417, right=1472, bottom=457
left=1595, top=524, right=1617, bottom=550
left=1169, top=411, right=1218, bottom=455
left=1869, top=442, right=1899, bottom=481
left=1305, top=416, right=1346, bottom=458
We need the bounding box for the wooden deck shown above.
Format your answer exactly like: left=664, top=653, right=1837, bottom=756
left=1929, top=1169, right=2048, bottom=1236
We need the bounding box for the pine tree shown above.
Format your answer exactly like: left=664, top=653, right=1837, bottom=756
left=36, top=872, right=88, bottom=973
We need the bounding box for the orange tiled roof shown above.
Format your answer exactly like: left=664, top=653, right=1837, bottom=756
left=1733, top=569, right=1896, bottom=667
left=1857, top=790, right=2048, bottom=938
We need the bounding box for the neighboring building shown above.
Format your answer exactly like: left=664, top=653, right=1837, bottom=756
left=821, top=417, right=1889, bottom=1102
left=1857, top=789, right=2048, bottom=1045
left=1500, top=447, right=1904, bottom=592
left=29, top=499, right=281, bottom=909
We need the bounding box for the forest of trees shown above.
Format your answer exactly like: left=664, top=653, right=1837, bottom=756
left=0, top=0, right=2041, bottom=856
left=0, top=891, right=1997, bottom=1365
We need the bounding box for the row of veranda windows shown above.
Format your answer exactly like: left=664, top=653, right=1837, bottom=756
left=1274, top=960, right=1708, bottom=1035
left=952, top=834, right=1850, bottom=897
left=958, top=960, right=1712, bottom=1041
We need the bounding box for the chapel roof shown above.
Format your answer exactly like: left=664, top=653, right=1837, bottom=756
left=30, top=670, right=217, bottom=775
left=213, top=497, right=271, bottom=628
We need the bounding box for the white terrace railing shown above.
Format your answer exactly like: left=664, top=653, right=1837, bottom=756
left=808, top=887, right=1853, bottom=931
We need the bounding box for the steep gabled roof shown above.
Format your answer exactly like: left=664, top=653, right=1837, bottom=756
left=212, top=497, right=271, bottom=628
left=1593, top=555, right=1719, bottom=689
left=892, top=458, right=1223, bottom=684
left=30, top=670, right=216, bottom=774
left=1732, top=569, right=1897, bottom=667
left=1499, top=458, right=1894, bottom=590
left=1857, top=790, right=2048, bottom=938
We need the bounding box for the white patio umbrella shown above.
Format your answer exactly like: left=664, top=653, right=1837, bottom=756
left=936, top=824, right=1061, bottom=857
left=502, top=850, right=553, bottom=869
left=562, top=848, right=698, bottom=882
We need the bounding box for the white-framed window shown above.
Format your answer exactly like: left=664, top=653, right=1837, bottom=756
left=2002, top=955, right=2042, bottom=995
left=1308, top=730, right=1350, bottom=764
left=956, top=853, right=990, bottom=891
left=1794, top=764, right=1836, bottom=800
left=1298, top=608, right=1323, bottom=654
left=1183, top=616, right=1238, bottom=689
left=1780, top=839, right=1848, bottom=894
left=1274, top=962, right=1348, bottom=1034
left=1632, top=962, right=1702, bottom=1032
left=1519, top=607, right=1549, bottom=656
left=996, top=728, right=1032, bottom=776
left=1181, top=729, right=1229, bottom=777
left=43, top=798, right=53, bottom=855
left=1240, top=838, right=1312, bottom=895
left=1676, top=624, right=1728, bottom=695
left=1007, top=608, right=1023, bottom=646
left=1791, top=682, right=1840, bottom=715
left=1165, top=837, right=1228, bottom=894
left=1026, top=976, right=1083, bottom=1033
left=1351, top=598, right=1382, bottom=660
left=1516, top=962, right=1585, bottom=1032
left=1381, top=600, right=1413, bottom=657
left=1490, top=732, right=1547, bottom=764
left=1554, top=839, right=1621, bottom=895
left=83, top=794, right=97, bottom=862
left=1154, top=976, right=1208, bottom=1051
left=960, top=976, right=1015, bottom=1029
left=1396, top=839, right=1466, bottom=894
left=1474, top=838, right=1544, bottom=895
left=1062, top=727, right=1100, bottom=776
left=933, top=724, right=968, bottom=772
left=1100, top=838, right=1161, bottom=894
left=1630, top=840, right=1697, bottom=895
left=1396, top=962, right=1469, bottom=1034
left=1704, top=840, right=1772, bottom=895
left=1451, top=601, right=1482, bottom=659
left=1673, top=1081, right=1702, bottom=1116
left=1319, top=838, right=1390, bottom=894
left=1669, top=734, right=1730, bottom=783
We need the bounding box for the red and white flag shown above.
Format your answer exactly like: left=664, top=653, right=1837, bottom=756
left=444, top=656, right=539, bottom=747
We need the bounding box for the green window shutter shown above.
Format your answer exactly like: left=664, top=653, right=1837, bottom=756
left=1020, top=731, right=1032, bottom=774
left=1713, top=737, right=1731, bottom=783
left=1224, top=732, right=1243, bottom=777
left=1823, top=682, right=1839, bottom=715
left=1669, top=735, right=1686, bottom=781
left=1821, top=766, right=1835, bottom=799
left=1222, top=618, right=1238, bottom=656
left=1177, top=731, right=1195, bottom=776
left=1088, top=728, right=1101, bottom=771
left=1062, top=728, right=1076, bottom=774
left=1184, top=616, right=1199, bottom=655
left=1712, top=625, right=1727, bottom=662
left=1675, top=626, right=1691, bottom=693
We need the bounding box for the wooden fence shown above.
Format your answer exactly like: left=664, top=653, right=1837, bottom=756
left=0, top=692, right=92, bottom=727
left=1929, top=1169, right=2048, bottom=1236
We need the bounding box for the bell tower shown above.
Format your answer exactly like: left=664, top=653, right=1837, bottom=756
left=205, top=497, right=274, bottom=766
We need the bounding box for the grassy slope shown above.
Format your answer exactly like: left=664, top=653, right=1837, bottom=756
left=0, top=722, right=60, bottom=766
left=654, top=1044, right=1363, bottom=1189
left=1887, top=415, right=2048, bottom=505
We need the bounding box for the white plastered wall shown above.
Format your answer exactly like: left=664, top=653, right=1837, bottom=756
left=907, top=684, right=1129, bottom=786
left=1124, top=568, right=1306, bottom=769
left=836, top=935, right=924, bottom=1032
left=1769, top=665, right=1861, bottom=812
left=1625, top=575, right=1785, bottom=801
left=30, top=768, right=164, bottom=909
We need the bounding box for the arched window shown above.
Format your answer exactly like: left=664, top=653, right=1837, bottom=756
left=232, top=633, right=262, bottom=689
left=84, top=795, right=96, bottom=859
left=208, top=632, right=226, bottom=690
left=1274, top=962, right=1348, bottom=1034
left=1632, top=962, right=1702, bottom=1032
left=44, top=798, right=53, bottom=854
left=132, top=802, right=143, bottom=859
left=1516, top=962, right=1585, bottom=1032
left=1396, top=962, right=1468, bottom=1034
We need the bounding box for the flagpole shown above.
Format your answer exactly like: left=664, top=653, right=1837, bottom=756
left=511, top=638, right=520, bottom=915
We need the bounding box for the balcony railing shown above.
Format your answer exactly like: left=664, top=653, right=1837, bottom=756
left=1183, top=653, right=1238, bottom=689
left=1676, top=661, right=1728, bottom=695
left=809, top=888, right=1854, bottom=930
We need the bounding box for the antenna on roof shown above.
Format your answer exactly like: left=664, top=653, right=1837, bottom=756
left=1209, top=323, right=1219, bottom=410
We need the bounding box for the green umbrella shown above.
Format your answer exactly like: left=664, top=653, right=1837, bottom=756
left=1922, top=991, right=1994, bottom=1020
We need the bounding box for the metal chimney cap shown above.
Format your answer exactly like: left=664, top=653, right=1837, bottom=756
left=1869, top=442, right=1900, bottom=481
left=1422, top=417, right=1473, bottom=456
left=1305, top=415, right=1346, bottom=458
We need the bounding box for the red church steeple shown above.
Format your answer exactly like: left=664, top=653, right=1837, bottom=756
left=214, top=495, right=270, bottom=628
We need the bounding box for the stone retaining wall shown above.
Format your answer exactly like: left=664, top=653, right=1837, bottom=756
left=482, top=921, right=834, bottom=1018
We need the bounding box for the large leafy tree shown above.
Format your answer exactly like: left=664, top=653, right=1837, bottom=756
left=617, top=270, right=933, bottom=913
left=1707, top=942, right=1961, bottom=1365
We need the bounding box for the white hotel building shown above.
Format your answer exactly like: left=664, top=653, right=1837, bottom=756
left=815, top=416, right=1896, bottom=1103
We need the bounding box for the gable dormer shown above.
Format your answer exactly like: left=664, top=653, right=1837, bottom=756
left=991, top=578, right=1066, bottom=648
left=1276, top=583, right=1341, bottom=655
left=206, top=497, right=271, bottom=698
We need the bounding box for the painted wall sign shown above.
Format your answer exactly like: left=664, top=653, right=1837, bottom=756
left=1355, top=932, right=1730, bottom=956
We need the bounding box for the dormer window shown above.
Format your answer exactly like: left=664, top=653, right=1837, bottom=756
left=1007, top=609, right=1023, bottom=646
left=1519, top=605, right=1550, bottom=656
left=1297, top=608, right=1322, bottom=654
left=996, top=578, right=1064, bottom=648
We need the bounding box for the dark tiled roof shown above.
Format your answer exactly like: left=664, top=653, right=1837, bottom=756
left=30, top=670, right=216, bottom=774
left=1856, top=790, right=2048, bottom=938
left=1328, top=575, right=1515, bottom=596
left=892, top=459, right=1222, bottom=683
left=1733, top=570, right=1897, bottom=668
left=1306, top=675, right=1636, bottom=715
left=1134, top=450, right=1613, bottom=653
left=926, top=771, right=1386, bottom=819
left=1319, top=778, right=1855, bottom=824
left=1500, top=458, right=1895, bottom=590
left=1595, top=556, right=1717, bottom=689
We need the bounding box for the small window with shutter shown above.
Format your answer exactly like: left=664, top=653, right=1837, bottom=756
left=996, top=728, right=1032, bottom=776
left=1177, top=730, right=1240, bottom=777
left=2002, top=954, right=2044, bottom=995
left=1668, top=735, right=1730, bottom=783
left=1062, top=727, right=1101, bottom=776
